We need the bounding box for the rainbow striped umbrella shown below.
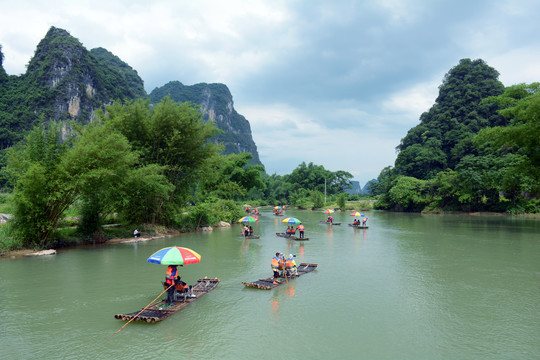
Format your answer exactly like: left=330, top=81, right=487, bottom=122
left=147, top=246, right=201, bottom=265
left=350, top=211, right=364, bottom=217
left=324, top=209, right=335, bottom=214
left=238, top=216, right=258, bottom=223
left=282, top=217, right=302, bottom=224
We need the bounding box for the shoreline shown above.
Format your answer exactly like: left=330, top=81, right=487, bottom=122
left=0, top=228, right=182, bottom=260
left=1, top=211, right=537, bottom=259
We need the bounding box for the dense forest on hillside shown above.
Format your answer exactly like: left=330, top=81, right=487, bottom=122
left=368, top=59, right=539, bottom=214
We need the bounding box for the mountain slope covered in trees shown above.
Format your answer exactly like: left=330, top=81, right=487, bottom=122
left=369, top=59, right=539, bottom=214
left=0, top=27, right=261, bottom=168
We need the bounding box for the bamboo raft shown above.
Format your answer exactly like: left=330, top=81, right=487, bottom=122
left=275, top=232, right=309, bottom=241
left=114, top=278, right=220, bottom=323
left=242, top=263, right=318, bottom=289
left=319, top=221, right=341, bottom=225
left=348, top=224, right=369, bottom=229
left=240, top=235, right=261, bottom=239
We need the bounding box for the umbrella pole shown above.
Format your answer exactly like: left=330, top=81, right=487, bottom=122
left=108, top=284, right=174, bottom=338
left=282, top=256, right=288, bottom=283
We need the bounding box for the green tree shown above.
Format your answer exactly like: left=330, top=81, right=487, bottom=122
left=453, top=154, right=503, bottom=210
left=430, top=169, right=462, bottom=210
left=387, top=176, right=429, bottom=212
left=6, top=120, right=138, bottom=246
left=198, top=152, right=265, bottom=201
left=285, top=162, right=352, bottom=196
left=336, top=192, right=346, bottom=210
left=102, top=97, right=218, bottom=223
left=474, top=83, right=540, bottom=199
left=310, top=190, right=325, bottom=209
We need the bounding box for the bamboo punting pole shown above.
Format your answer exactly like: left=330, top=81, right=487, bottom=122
left=108, top=284, right=174, bottom=338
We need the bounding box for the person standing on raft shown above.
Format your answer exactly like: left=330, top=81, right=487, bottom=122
left=271, top=252, right=283, bottom=285
left=165, top=265, right=179, bottom=306
left=296, top=224, right=305, bottom=238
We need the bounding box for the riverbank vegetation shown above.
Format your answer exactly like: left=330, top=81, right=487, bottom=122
left=367, top=59, right=539, bottom=214
left=0, top=98, right=258, bottom=252
left=0, top=97, right=357, bottom=253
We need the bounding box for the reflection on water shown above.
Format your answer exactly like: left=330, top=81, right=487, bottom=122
left=1, top=210, right=538, bottom=359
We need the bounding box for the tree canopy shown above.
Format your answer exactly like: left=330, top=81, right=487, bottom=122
left=395, top=58, right=506, bottom=179
left=373, top=59, right=539, bottom=214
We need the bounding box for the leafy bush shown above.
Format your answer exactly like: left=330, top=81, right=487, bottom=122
left=175, top=200, right=244, bottom=231
left=0, top=222, right=22, bottom=252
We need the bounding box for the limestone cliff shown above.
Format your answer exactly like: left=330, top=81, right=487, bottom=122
left=0, top=27, right=146, bottom=148
left=149, top=81, right=261, bottom=165
left=0, top=27, right=262, bottom=167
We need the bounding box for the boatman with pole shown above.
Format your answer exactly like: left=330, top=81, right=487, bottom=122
left=165, top=265, right=179, bottom=306
left=271, top=252, right=283, bottom=285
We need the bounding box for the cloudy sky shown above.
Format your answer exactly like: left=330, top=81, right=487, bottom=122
left=1, top=0, right=539, bottom=186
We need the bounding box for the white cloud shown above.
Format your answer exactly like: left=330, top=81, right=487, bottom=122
left=382, top=78, right=439, bottom=118
left=488, top=47, right=540, bottom=86
left=2, top=0, right=540, bottom=186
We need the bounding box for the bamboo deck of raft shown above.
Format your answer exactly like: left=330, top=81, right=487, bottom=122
left=348, top=224, right=369, bottom=229
left=114, top=278, right=220, bottom=323
left=240, top=235, right=261, bottom=239
left=275, top=232, right=309, bottom=241
left=319, top=221, right=341, bottom=225
left=242, top=263, right=318, bottom=289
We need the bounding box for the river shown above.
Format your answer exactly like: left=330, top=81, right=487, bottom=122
left=1, top=210, right=539, bottom=359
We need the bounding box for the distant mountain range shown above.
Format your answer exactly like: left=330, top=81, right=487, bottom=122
left=0, top=27, right=261, bottom=165
left=344, top=180, right=376, bottom=195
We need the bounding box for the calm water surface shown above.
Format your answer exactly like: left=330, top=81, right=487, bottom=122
left=1, top=210, right=539, bottom=359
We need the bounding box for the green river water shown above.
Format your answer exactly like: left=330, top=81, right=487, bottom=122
left=1, top=210, right=539, bottom=359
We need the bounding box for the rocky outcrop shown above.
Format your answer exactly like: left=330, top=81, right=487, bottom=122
left=25, top=27, right=146, bottom=124
left=149, top=81, right=262, bottom=166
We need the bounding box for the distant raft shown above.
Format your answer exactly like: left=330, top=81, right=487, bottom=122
left=242, top=263, right=318, bottom=289
left=114, top=278, right=219, bottom=323
left=319, top=221, right=341, bottom=225
left=240, top=235, right=261, bottom=239
left=348, top=224, right=368, bottom=229
left=275, top=232, right=309, bottom=241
